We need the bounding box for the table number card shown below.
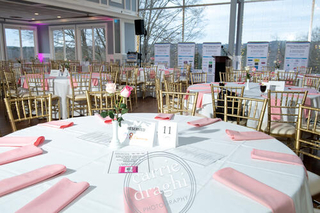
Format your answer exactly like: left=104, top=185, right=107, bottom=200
left=268, top=81, right=285, bottom=91
left=157, top=121, right=178, bottom=148
left=50, top=69, right=60, bottom=77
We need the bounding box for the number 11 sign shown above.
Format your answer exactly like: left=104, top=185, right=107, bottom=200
left=157, top=121, right=178, bottom=148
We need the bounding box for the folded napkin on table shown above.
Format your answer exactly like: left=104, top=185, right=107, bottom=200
left=196, top=90, right=212, bottom=108
left=187, top=118, right=221, bottom=127
left=0, top=145, right=43, bottom=165
left=225, top=129, right=273, bottom=141
left=95, top=113, right=113, bottom=124
left=235, top=82, right=246, bottom=84
left=16, top=178, right=89, bottom=213
left=38, top=121, right=74, bottom=129
left=0, top=164, right=66, bottom=197
left=154, top=113, right=174, bottom=120
left=0, top=136, right=45, bottom=147
left=124, top=187, right=168, bottom=213
left=213, top=167, right=295, bottom=213
left=251, top=149, right=307, bottom=177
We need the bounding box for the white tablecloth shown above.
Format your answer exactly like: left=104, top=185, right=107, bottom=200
left=0, top=114, right=313, bottom=212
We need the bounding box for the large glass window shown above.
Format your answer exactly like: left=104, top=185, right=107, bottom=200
left=52, top=28, right=75, bottom=60
left=5, top=27, right=36, bottom=60
left=80, top=26, right=106, bottom=62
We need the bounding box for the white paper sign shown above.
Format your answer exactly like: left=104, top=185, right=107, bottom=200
left=120, top=120, right=156, bottom=148
left=268, top=81, right=285, bottom=91
left=178, top=42, right=195, bottom=69
left=246, top=42, right=269, bottom=71
left=284, top=42, right=310, bottom=71
left=157, top=121, right=178, bottom=148
left=154, top=43, right=171, bottom=68
left=202, top=42, right=221, bottom=76
left=50, top=69, right=60, bottom=77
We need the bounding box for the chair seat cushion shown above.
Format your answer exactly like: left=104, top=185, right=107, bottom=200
left=264, top=122, right=296, bottom=136
left=307, top=171, right=320, bottom=196
left=67, top=93, right=87, bottom=101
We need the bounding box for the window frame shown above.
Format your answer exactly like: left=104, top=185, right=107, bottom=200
left=76, top=23, right=108, bottom=62
left=49, top=25, right=77, bottom=61
left=3, top=24, right=38, bottom=60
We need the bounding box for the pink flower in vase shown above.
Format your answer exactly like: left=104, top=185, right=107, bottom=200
left=120, top=86, right=133, bottom=98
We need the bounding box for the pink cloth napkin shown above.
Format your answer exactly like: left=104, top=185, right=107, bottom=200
left=235, top=82, right=245, bottom=84
left=95, top=113, right=113, bottom=124
left=251, top=149, right=308, bottom=177
left=16, top=178, right=89, bottom=213
left=0, top=145, right=43, bottom=165
left=23, top=74, right=49, bottom=90
left=187, top=118, right=221, bottom=127
left=189, top=86, right=210, bottom=90
left=124, top=187, right=168, bottom=213
left=0, top=136, right=45, bottom=147
left=225, top=129, right=274, bottom=141
left=213, top=82, right=227, bottom=85
left=154, top=113, right=174, bottom=120
left=91, top=78, right=99, bottom=86
left=213, top=167, right=295, bottom=213
left=0, top=164, right=66, bottom=197
left=39, top=121, right=74, bottom=129
left=68, top=77, right=78, bottom=88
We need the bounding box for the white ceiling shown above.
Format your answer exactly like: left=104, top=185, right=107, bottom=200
left=0, top=0, right=106, bottom=23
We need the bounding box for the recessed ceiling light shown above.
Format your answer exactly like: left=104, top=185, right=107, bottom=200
left=32, top=18, right=35, bottom=20
left=57, top=16, right=61, bottom=18
left=34, top=13, right=39, bottom=16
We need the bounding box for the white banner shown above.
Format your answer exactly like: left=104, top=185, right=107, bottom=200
left=178, top=43, right=195, bottom=69
left=202, top=42, right=221, bottom=75
left=284, top=42, right=310, bottom=71
left=154, top=43, right=171, bottom=67
left=246, top=42, right=269, bottom=71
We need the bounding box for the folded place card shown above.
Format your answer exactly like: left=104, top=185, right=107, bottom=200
left=268, top=81, right=285, bottom=91
left=0, top=164, right=66, bottom=197
left=16, top=178, right=89, bottom=213
left=0, top=136, right=45, bottom=147
left=50, top=69, right=60, bottom=77
left=157, top=121, right=178, bottom=148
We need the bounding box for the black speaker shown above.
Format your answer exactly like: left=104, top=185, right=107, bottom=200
left=134, top=19, right=144, bottom=35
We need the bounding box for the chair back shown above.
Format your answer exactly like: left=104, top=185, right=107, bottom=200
left=224, top=96, right=268, bottom=131
left=228, top=71, right=246, bottom=82
left=159, top=91, right=198, bottom=116
left=301, top=75, right=320, bottom=89
left=155, top=78, right=161, bottom=113
left=86, top=91, right=115, bottom=115
left=69, top=72, right=92, bottom=96
left=219, top=72, right=227, bottom=82
left=4, top=94, right=52, bottom=131
left=4, top=71, right=19, bottom=98
left=295, top=105, right=320, bottom=160
left=190, top=73, right=207, bottom=84
left=277, top=71, right=298, bottom=86
left=164, top=80, right=182, bottom=92
left=211, top=85, right=245, bottom=119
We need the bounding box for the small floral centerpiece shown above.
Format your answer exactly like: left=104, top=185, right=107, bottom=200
left=62, top=60, right=70, bottom=69
left=246, top=67, right=255, bottom=80
left=274, top=60, right=281, bottom=69
left=100, top=84, right=133, bottom=127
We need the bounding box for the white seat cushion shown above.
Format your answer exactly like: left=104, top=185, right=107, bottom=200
left=268, top=122, right=296, bottom=136
left=307, top=171, right=320, bottom=196
left=67, top=93, right=87, bottom=101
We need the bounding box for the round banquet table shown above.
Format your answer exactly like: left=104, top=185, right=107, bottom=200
left=0, top=114, right=313, bottom=212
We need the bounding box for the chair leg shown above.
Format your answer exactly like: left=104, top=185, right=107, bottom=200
left=71, top=100, right=75, bottom=118
left=66, top=98, right=70, bottom=118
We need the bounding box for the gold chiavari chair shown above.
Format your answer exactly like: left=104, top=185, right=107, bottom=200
left=4, top=71, right=28, bottom=98
left=4, top=94, right=52, bottom=132
left=50, top=60, right=61, bottom=70
left=228, top=71, right=247, bottom=82
left=211, top=85, right=245, bottom=119
left=295, top=104, right=320, bottom=198
left=159, top=91, right=198, bottom=116
left=155, top=78, right=161, bottom=113
left=22, top=63, right=33, bottom=74
left=179, top=64, right=191, bottom=92
left=143, top=66, right=158, bottom=98
left=297, top=66, right=312, bottom=74
left=301, top=75, right=320, bottom=89
left=32, top=64, right=47, bottom=74
left=67, top=72, right=92, bottom=118
left=172, top=67, right=181, bottom=83
left=277, top=71, right=298, bottom=86
left=89, top=64, right=103, bottom=73
left=253, top=71, right=272, bottom=83
left=266, top=90, right=307, bottom=140
left=164, top=80, right=182, bottom=92
left=224, top=96, right=268, bottom=131
left=86, top=90, right=115, bottom=115
left=219, top=72, right=227, bottom=82
left=111, top=65, right=120, bottom=86
left=24, top=72, right=61, bottom=119
left=190, top=73, right=207, bottom=85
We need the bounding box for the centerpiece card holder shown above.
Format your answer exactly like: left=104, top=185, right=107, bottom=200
left=157, top=121, right=178, bottom=148
left=50, top=69, right=60, bottom=77
left=119, top=120, right=156, bottom=148
left=268, top=81, right=285, bottom=91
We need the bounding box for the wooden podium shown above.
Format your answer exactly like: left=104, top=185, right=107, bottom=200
left=214, top=56, right=232, bottom=82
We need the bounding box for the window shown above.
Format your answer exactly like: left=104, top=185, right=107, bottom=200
left=79, top=26, right=107, bottom=61
left=5, top=26, right=37, bottom=60
left=51, top=28, right=76, bottom=60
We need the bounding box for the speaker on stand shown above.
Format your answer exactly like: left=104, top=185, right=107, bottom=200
left=134, top=19, right=145, bottom=67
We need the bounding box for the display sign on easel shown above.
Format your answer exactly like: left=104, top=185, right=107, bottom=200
left=154, top=43, right=171, bottom=68
left=202, top=42, right=221, bottom=76
left=246, top=42, right=269, bottom=71
left=177, top=42, right=195, bottom=69
left=284, top=42, right=310, bottom=71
